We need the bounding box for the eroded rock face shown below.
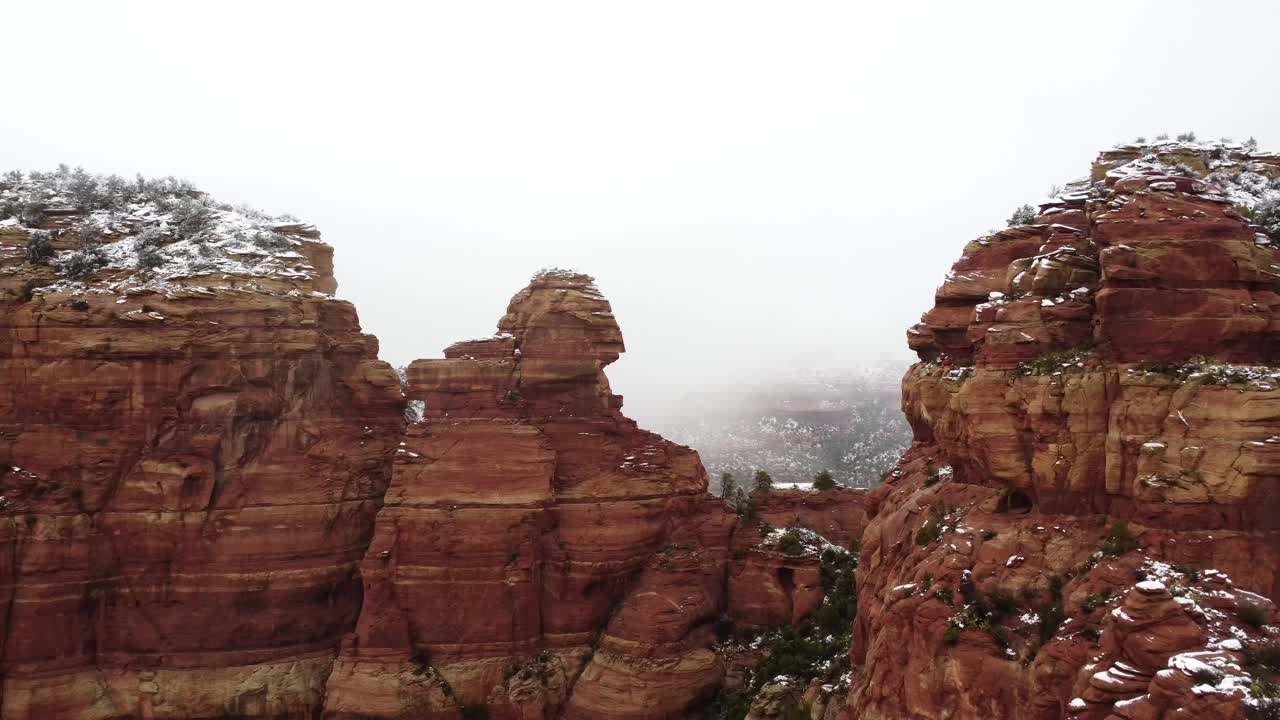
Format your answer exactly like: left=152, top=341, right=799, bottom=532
left=323, top=271, right=735, bottom=719
left=322, top=272, right=879, bottom=719
left=0, top=173, right=404, bottom=719
left=849, top=140, right=1280, bottom=720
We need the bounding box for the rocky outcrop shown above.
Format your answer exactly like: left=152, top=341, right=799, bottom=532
left=321, top=271, right=878, bottom=719
left=849, top=140, right=1280, bottom=720
left=322, top=271, right=733, bottom=719
left=751, top=487, right=875, bottom=549
left=0, top=167, right=875, bottom=719
left=1067, top=568, right=1277, bottom=720
left=0, top=170, right=404, bottom=719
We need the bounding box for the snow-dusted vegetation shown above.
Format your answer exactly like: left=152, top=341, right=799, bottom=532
left=1047, top=136, right=1280, bottom=241
left=661, top=367, right=910, bottom=490
left=0, top=165, right=326, bottom=295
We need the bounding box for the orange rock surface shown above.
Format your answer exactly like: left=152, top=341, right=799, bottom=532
left=0, top=183, right=404, bottom=719
left=323, top=272, right=874, bottom=719
left=848, top=140, right=1280, bottom=720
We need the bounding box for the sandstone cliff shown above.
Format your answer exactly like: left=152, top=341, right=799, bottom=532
left=0, top=169, right=405, bottom=719
left=0, top=168, right=873, bottom=718
left=848, top=139, right=1280, bottom=720
left=322, top=270, right=874, bottom=720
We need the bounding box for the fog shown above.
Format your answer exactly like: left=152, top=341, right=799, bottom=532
left=5, top=1, right=1278, bottom=428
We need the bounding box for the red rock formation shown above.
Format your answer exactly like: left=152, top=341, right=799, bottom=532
left=0, top=171, right=878, bottom=720
left=1066, top=569, right=1277, bottom=720
left=323, top=271, right=736, bottom=719
left=849, top=140, right=1280, bottom=720
left=323, top=272, right=878, bottom=719
left=751, top=487, right=875, bottom=549
left=0, top=171, right=403, bottom=719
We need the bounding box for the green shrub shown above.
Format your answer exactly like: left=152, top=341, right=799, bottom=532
left=1037, top=604, right=1065, bottom=645
left=1246, top=699, right=1280, bottom=720
left=915, top=504, right=950, bottom=546
left=1248, top=677, right=1280, bottom=720
left=986, top=589, right=1020, bottom=620
left=1007, top=204, right=1038, bottom=227
left=989, top=628, right=1014, bottom=660
left=1239, top=603, right=1269, bottom=629
left=777, top=529, right=804, bottom=557
left=26, top=231, right=54, bottom=264
left=504, top=650, right=554, bottom=686
left=61, top=246, right=108, bottom=278
left=137, top=246, right=164, bottom=269
left=915, top=518, right=942, bottom=546
left=713, top=614, right=734, bottom=642
left=1048, top=575, right=1064, bottom=602
left=136, top=226, right=167, bottom=249
left=1255, top=198, right=1280, bottom=244
left=813, top=470, right=836, bottom=491
left=1082, top=590, right=1113, bottom=613
left=719, top=472, right=737, bottom=502
left=164, top=197, right=214, bottom=241
left=752, top=469, right=773, bottom=494
left=923, top=465, right=951, bottom=487
left=1245, top=640, right=1280, bottom=673
left=1100, top=522, right=1139, bottom=557
left=410, top=646, right=432, bottom=675
left=1013, top=347, right=1091, bottom=377
left=1134, top=360, right=1181, bottom=375
left=943, top=623, right=961, bottom=646
left=707, top=543, right=858, bottom=716
left=1189, top=666, right=1223, bottom=686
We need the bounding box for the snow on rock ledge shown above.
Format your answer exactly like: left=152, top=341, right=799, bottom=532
left=0, top=166, right=336, bottom=298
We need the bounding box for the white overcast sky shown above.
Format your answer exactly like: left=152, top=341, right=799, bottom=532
left=4, top=1, right=1278, bottom=426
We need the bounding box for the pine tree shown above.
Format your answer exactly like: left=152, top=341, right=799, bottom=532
left=752, top=469, right=773, bottom=494
left=719, top=472, right=737, bottom=505
left=813, top=469, right=836, bottom=491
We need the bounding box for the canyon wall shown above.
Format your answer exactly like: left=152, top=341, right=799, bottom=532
left=848, top=140, right=1280, bottom=720
left=0, top=174, right=405, bottom=719
left=323, top=271, right=873, bottom=719
left=323, top=271, right=734, bottom=719
left=0, top=168, right=873, bottom=720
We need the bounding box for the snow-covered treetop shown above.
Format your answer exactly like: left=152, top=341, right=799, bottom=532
left=1007, top=137, right=1280, bottom=245
left=530, top=266, right=595, bottom=284
left=1097, top=137, right=1280, bottom=243
left=0, top=165, right=329, bottom=297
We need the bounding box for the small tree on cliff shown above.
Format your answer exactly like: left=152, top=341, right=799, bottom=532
left=1007, top=204, right=1038, bottom=227
left=1254, top=198, right=1280, bottom=244
left=719, top=472, right=737, bottom=504
left=813, top=469, right=836, bottom=491
left=752, top=469, right=773, bottom=494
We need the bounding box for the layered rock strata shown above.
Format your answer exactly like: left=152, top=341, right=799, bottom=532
left=0, top=170, right=404, bottom=719
left=323, top=271, right=877, bottom=719
left=849, top=140, right=1280, bottom=720
left=324, top=272, right=725, bottom=718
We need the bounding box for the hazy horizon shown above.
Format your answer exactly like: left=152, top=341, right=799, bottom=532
left=5, top=1, right=1278, bottom=428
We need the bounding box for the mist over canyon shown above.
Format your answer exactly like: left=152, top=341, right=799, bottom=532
left=1, top=134, right=1279, bottom=720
